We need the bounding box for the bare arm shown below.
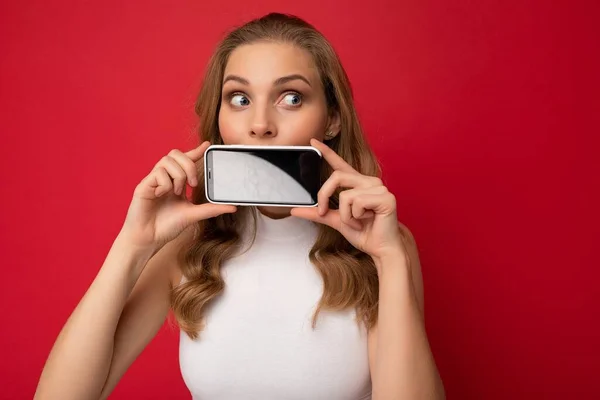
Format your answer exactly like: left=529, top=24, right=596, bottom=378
left=34, top=142, right=236, bottom=399
left=287, top=140, right=443, bottom=398
left=34, top=230, right=184, bottom=400
left=368, top=224, right=445, bottom=400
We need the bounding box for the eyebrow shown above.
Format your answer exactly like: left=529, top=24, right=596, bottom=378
left=274, top=74, right=312, bottom=87
left=222, top=74, right=312, bottom=87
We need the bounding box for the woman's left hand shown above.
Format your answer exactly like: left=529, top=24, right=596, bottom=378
left=291, top=139, right=405, bottom=262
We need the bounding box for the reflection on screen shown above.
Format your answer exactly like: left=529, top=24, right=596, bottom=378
left=211, top=149, right=321, bottom=205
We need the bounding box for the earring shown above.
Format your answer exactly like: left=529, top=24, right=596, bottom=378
left=325, top=130, right=335, bottom=138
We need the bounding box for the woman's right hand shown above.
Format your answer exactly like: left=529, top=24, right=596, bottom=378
left=119, top=141, right=237, bottom=251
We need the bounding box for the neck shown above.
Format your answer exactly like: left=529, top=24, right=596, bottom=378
left=250, top=206, right=316, bottom=241
left=257, top=206, right=293, bottom=219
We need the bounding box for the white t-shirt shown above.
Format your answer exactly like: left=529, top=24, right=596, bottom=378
left=179, top=210, right=372, bottom=399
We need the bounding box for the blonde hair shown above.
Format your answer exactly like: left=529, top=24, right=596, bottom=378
left=171, top=13, right=381, bottom=339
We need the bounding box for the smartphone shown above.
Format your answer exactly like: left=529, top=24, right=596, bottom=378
left=204, top=145, right=322, bottom=207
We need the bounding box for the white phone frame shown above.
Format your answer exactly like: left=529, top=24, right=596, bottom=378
left=203, top=144, right=322, bottom=208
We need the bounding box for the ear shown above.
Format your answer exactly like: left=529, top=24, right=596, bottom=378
left=325, top=110, right=341, bottom=141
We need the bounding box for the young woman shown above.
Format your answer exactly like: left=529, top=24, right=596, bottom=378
left=35, top=13, right=445, bottom=400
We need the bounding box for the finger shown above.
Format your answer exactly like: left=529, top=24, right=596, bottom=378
left=184, top=141, right=211, bottom=162
left=157, top=156, right=187, bottom=196
left=168, top=149, right=200, bottom=187
left=310, top=138, right=357, bottom=174
left=184, top=203, right=237, bottom=223
left=318, top=170, right=371, bottom=215
left=153, top=167, right=173, bottom=197
left=349, top=187, right=386, bottom=219
left=352, top=195, right=375, bottom=220
left=351, top=192, right=397, bottom=215
left=353, top=206, right=375, bottom=219
left=338, top=190, right=353, bottom=226
left=338, top=190, right=365, bottom=230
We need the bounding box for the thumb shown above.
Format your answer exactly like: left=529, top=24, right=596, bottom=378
left=184, top=203, right=237, bottom=223
left=291, top=207, right=340, bottom=230
left=291, top=207, right=364, bottom=231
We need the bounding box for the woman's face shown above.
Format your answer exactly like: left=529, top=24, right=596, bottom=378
left=218, top=42, right=338, bottom=146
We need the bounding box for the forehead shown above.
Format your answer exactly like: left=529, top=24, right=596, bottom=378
left=224, top=42, right=321, bottom=85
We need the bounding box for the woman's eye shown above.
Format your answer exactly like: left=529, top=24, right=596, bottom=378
left=282, top=93, right=302, bottom=107
left=230, top=94, right=250, bottom=107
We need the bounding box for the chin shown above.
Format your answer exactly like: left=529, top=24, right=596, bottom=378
left=257, top=206, right=293, bottom=219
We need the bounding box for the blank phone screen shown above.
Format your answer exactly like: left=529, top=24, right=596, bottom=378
left=207, top=148, right=322, bottom=206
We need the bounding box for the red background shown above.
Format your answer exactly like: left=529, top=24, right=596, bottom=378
left=1, top=1, right=598, bottom=399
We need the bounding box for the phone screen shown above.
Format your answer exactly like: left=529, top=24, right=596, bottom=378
left=206, top=146, right=322, bottom=206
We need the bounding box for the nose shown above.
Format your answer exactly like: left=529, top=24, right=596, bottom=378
left=250, top=105, right=277, bottom=138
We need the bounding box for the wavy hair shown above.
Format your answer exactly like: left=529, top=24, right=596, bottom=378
left=171, top=13, right=381, bottom=339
